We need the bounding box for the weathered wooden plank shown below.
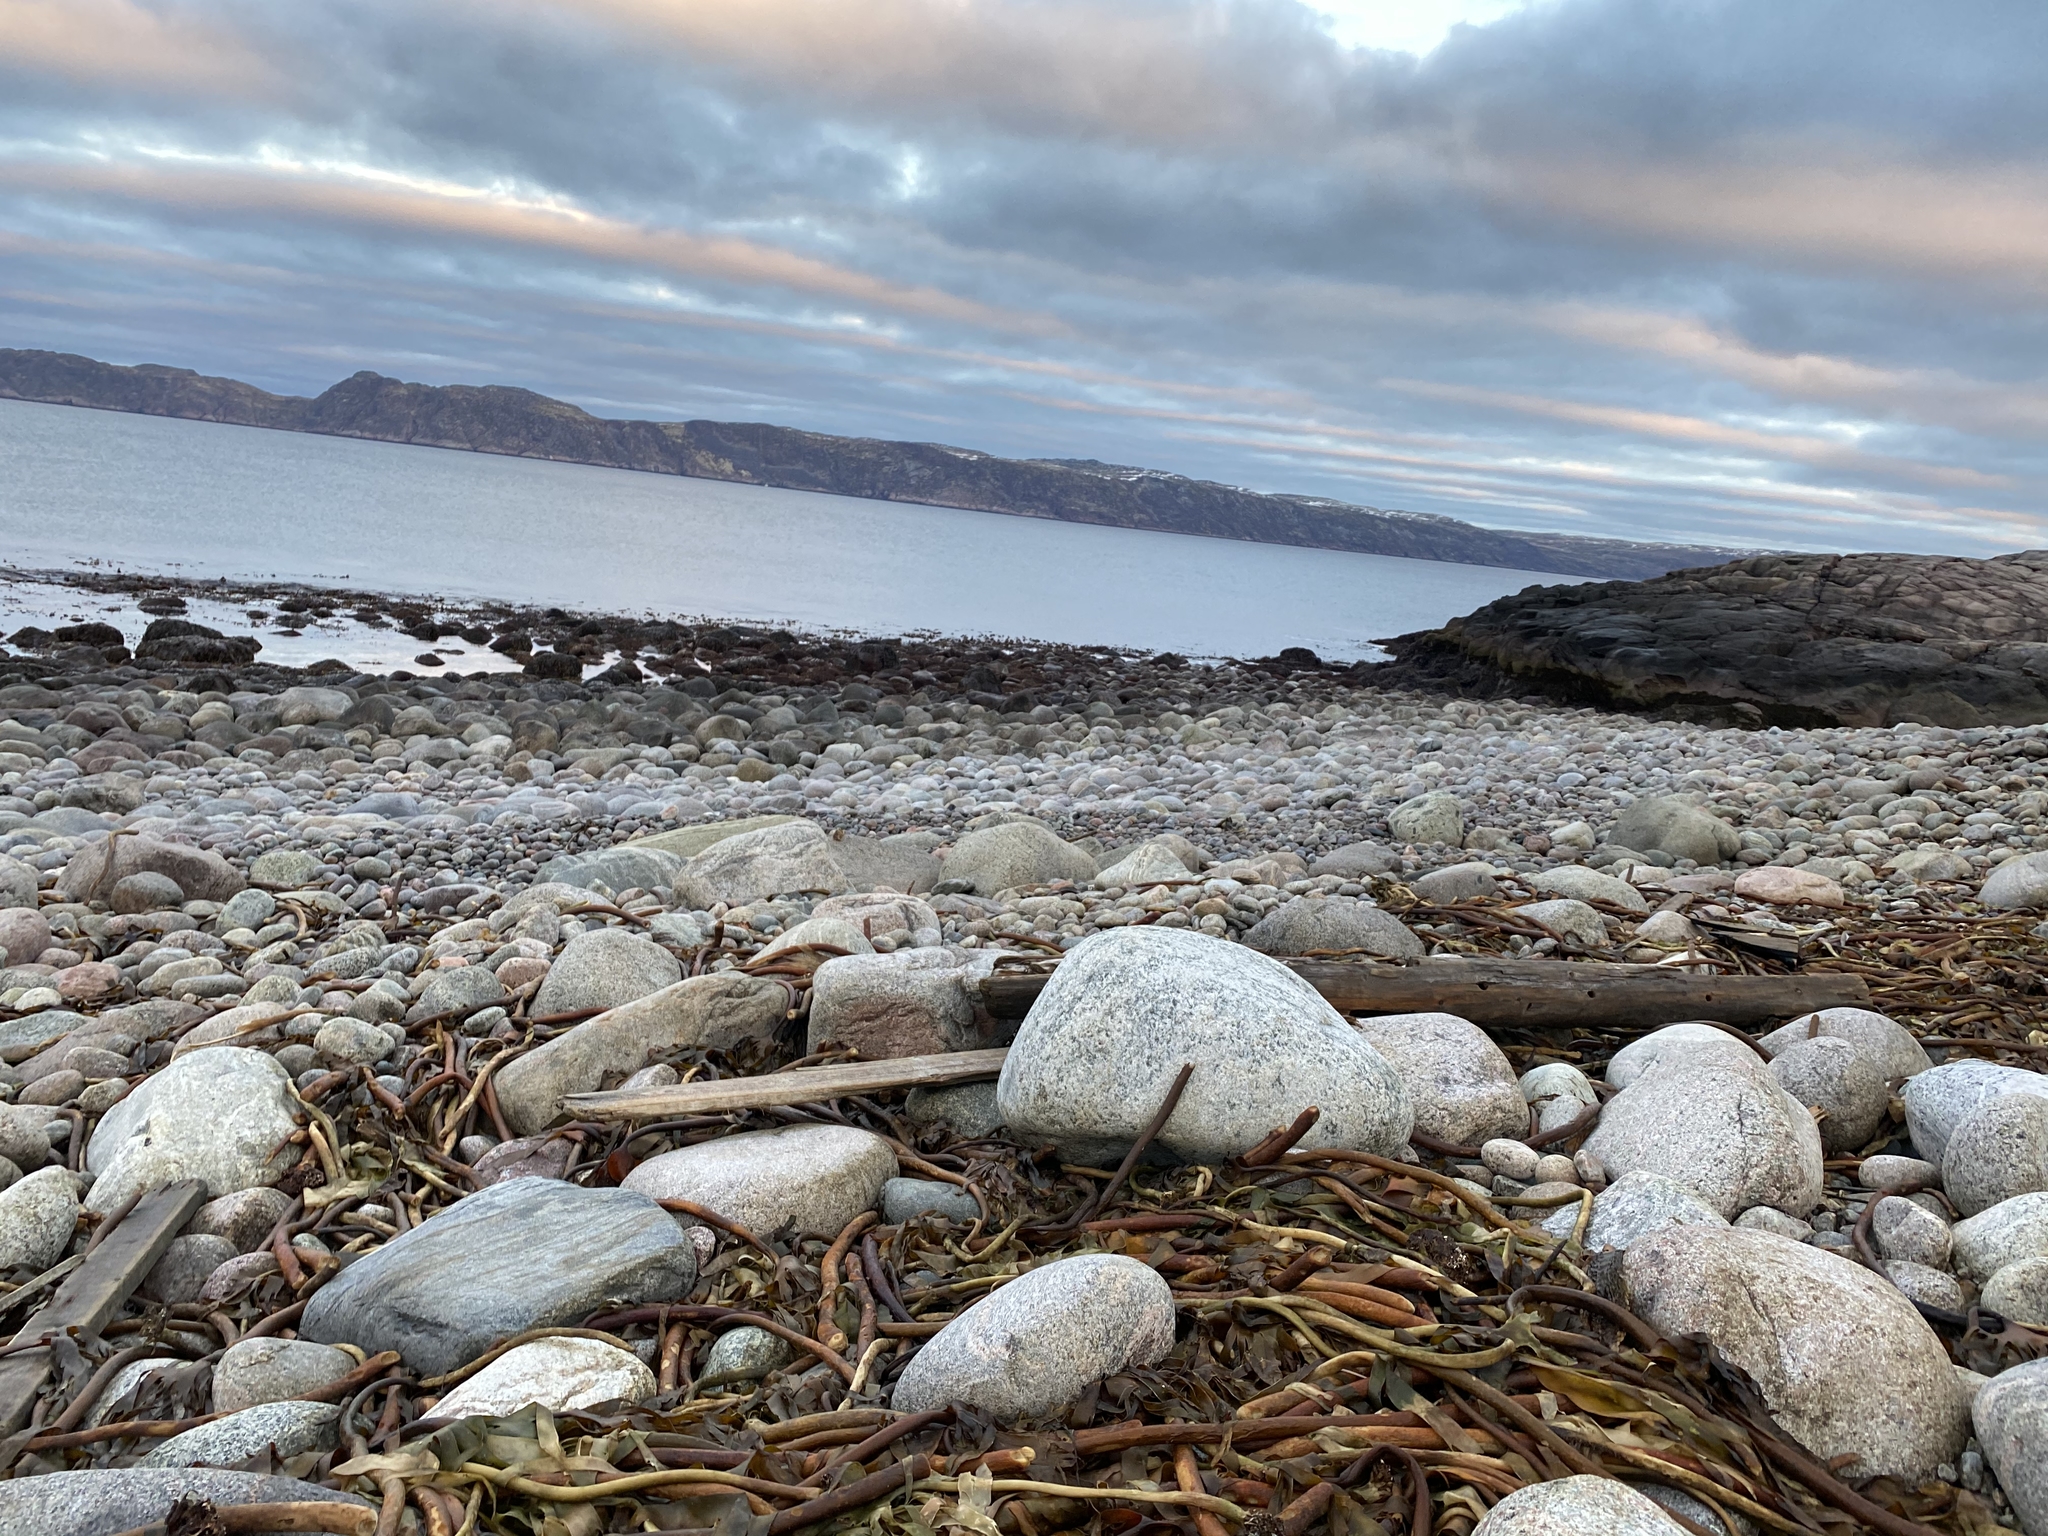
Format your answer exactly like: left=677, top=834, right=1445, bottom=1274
left=566, top=1047, right=1011, bottom=1120
left=980, top=957, right=1868, bottom=1030
left=0, top=1178, right=207, bottom=1433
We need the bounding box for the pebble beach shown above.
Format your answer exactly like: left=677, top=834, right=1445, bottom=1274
left=3, top=574, right=2048, bottom=1535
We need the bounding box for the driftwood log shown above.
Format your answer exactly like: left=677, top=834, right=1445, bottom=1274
left=568, top=959, right=1868, bottom=1120
left=985, top=956, right=1868, bottom=1030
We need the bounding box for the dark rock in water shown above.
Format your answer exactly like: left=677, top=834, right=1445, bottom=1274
left=1373, top=550, right=2048, bottom=727
left=298, top=1177, right=696, bottom=1376
left=526, top=650, right=583, bottom=679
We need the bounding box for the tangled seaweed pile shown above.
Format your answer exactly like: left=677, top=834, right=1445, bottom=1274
left=6, top=866, right=2046, bottom=1536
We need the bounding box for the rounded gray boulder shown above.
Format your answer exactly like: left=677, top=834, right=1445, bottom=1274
left=1606, top=796, right=1740, bottom=867
left=531, top=928, right=683, bottom=1017
left=1943, top=1093, right=2048, bottom=1216
left=996, top=927, right=1412, bottom=1166
left=1623, top=1225, right=1968, bottom=1481
left=1241, top=897, right=1424, bottom=960
left=892, top=1254, right=1174, bottom=1420
left=940, top=819, right=1096, bottom=896
left=1351, top=1011, right=1526, bottom=1146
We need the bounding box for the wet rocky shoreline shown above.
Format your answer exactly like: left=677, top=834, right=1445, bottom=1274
left=4, top=569, right=2048, bottom=1535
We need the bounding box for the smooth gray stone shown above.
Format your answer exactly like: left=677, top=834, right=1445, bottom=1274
left=903, top=1081, right=1003, bottom=1138
left=142, top=1399, right=341, bottom=1467
left=1539, top=1169, right=1728, bottom=1253
left=883, top=1177, right=981, bottom=1223
left=621, top=1124, right=895, bottom=1238
left=1411, top=861, right=1499, bottom=904
left=937, top=819, right=1095, bottom=897
left=1944, top=1093, right=2048, bottom=1216
left=141, top=1233, right=237, bottom=1305
left=1470, top=1476, right=1689, bottom=1534
left=805, top=946, right=1001, bottom=1059
left=674, top=820, right=851, bottom=907
left=530, top=928, right=682, bottom=1018
left=893, top=1254, right=1174, bottom=1419
left=1241, top=896, right=1423, bottom=960
left=1387, top=791, right=1462, bottom=846
left=412, top=963, right=507, bottom=1021
left=1902, top=1059, right=2048, bottom=1166
left=212, top=1337, right=355, bottom=1412
left=0, top=1470, right=365, bottom=1536
left=1757, top=1007, right=1932, bottom=1083
left=299, top=1177, right=696, bottom=1377
left=997, top=927, right=1411, bottom=1166
left=538, top=844, right=685, bottom=894
left=249, top=849, right=328, bottom=889
left=1585, top=1056, right=1823, bottom=1219
left=1307, top=841, right=1400, bottom=879
left=1974, top=1356, right=2048, bottom=1536
left=497, top=973, right=786, bottom=1137
left=1624, top=1226, right=1968, bottom=1481
left=1607, top=796, right=1740, bottom=866
left=1769, top=1036, right=1888, bottom=1154
left=344, top=792, right=421, bottom=819
left=1353, top=1011, right=1526, bottom=1146
left=697, top=1325, right=794, bottom=1388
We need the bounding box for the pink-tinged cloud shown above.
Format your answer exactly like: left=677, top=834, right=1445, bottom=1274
left=0, top=0, right=279, bottom=97
left=1384, top=379, right=2012, bottom=492
left=1497, top=147, right=2048, bottom=294
left=0, top=159, right=1059, bottom=337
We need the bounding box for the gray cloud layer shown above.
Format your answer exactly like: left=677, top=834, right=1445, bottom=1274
left=3, top=0, right=2044, bottom=556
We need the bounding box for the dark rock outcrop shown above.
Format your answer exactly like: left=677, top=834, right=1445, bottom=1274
left=0, top=348, right=1745, bottom=581
left=1370, top=551, right=2048, bottom=728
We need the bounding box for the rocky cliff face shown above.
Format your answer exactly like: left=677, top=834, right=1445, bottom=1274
left=1371, top=550, right=2048, bottom=727
left=0, top=349, right=1745, bottom=580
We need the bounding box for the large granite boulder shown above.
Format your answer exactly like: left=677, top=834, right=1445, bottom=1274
left=1623, top=1226, right=1969, bottom=1480
left=996, top=927, right=1411, bottom=1166
left=496, top=974, right=788, bottom=1135
left=1982, top=852, right=2048, bottom=912
left=892, top=1254, right=1174, bottom=1420
left=299, top=1178, right=696, bottom=1376
left=538, top=844, right=685, bottom=894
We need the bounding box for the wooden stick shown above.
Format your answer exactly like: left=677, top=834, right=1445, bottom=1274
left=568, top=1049, right=1008, bottom=1119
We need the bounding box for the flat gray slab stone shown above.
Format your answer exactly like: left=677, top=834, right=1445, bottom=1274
left=0, top=1469, right=365, bottom=1536
left=299, top=1177, right=696, bottom=1377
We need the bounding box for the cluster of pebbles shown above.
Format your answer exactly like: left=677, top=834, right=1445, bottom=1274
left=2, top=588, right=2048, bottom=1534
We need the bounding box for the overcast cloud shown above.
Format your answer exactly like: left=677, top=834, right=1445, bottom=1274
left=3, top=0, right=2044, bottom=556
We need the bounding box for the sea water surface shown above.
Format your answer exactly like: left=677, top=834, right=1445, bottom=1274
left=0, top=399, right=1574, bottom=664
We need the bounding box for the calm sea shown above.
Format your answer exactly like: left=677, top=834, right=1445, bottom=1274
left=0, top=399, right=1573, bottom=664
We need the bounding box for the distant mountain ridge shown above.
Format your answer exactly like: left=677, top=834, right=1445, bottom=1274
left=0, top=348, right=1753, bottom=580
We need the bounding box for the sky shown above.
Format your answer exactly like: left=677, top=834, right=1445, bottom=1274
left=2, top=1, right=2045, bottom=559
